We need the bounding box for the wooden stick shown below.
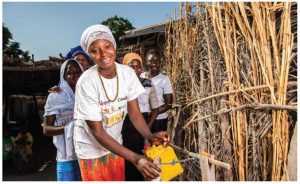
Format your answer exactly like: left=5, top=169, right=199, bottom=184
left=183, top=103, right=296, bottom=129
left=171, top=144, right=232, bottom=170
left=182, top=82, right=297, bottom=110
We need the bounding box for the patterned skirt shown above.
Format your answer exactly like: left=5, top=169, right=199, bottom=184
left=78, top=153, right=125, bottom=181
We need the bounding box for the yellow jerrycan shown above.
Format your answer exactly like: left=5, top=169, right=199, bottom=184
left=145, top=145, right=184, bottom=181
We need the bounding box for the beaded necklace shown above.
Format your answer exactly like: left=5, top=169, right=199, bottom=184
left=97, top=64, right=119, bottom=102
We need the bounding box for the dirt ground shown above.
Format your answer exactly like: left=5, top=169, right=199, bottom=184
left=3, top=162, right=56, bottom=181
left=2, top=137, right=57, bottom=181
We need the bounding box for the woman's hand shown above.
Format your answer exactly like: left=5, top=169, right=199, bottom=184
left=48, top=85, right=62, bottom=93
left=148, top=131, right=170, bottom=147
left=134, top=155, right=161, bottom=180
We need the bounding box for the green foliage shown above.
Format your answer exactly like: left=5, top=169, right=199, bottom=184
left=2, top=23, right=31, bottom=61
left=5, top=42, right=23, bottom=58
left=22, top=51, right=31, bottom=61
left=3, top=23, right=12, bottom=50
left=101, top=15, right=135, bottom=48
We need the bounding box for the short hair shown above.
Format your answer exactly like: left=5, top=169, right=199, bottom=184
left=145, top=48, right=161, bottom=59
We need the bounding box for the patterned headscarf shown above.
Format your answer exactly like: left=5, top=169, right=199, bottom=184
left=122, top=52, right=142, bottom=66
left=80, top=24, right=116, bottom=56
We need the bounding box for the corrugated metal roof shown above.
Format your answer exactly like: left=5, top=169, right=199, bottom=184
left=120, top=22, right=166, bottom=40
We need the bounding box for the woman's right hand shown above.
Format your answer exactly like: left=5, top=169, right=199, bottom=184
left=134, top=155, right=161, bottom=180
left=148, top=131, right=170, bottom=147
left=48, top=85, right=62, bottom=93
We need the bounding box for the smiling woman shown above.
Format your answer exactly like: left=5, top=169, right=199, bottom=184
left=43, top=59, right=84, bottom=181
left=141, top=49, right=173, bottom=133
left=121, top=52, right=159, bottom=181
left=73, top=24, right=170, bottom=181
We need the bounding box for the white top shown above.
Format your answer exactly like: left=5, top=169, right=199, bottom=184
left=138, top=79, right=159, bottom=113
left=44, top=107, right=77, bottom=162
left=140, top=72, right=173, bottom=119
left=43, top=59, right=83, bottom=162
left=74, top=63, right=145, bottom=159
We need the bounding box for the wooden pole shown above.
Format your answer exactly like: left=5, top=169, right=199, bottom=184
left=171, top=144, right=232, bottom=170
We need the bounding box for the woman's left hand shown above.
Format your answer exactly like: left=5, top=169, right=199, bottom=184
left=148, top=131, right=170, bottom=147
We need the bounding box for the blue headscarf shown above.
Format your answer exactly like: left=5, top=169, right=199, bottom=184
left=66, top=45, right=94, bottom=66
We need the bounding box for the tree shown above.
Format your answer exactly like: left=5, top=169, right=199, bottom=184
left=6, top=41, right=23, bottom=58
left=22, top=51, right=31, bottom=61
left=3, top=23, right=12, bottom=50
left=2, top=23, right=31, bottom=61
left=101, top=15, right=135, bottom=48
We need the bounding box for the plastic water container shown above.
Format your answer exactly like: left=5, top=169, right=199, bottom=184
left=145, top=145, right=184, bottom=181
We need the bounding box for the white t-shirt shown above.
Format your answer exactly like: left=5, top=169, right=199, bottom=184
left=74, top=63, right=145, bottom=159
left=138, top=79, right=159, bottom=113
left=140, top=72, right=173, bottom=119
left=44, top=94, right=77, bottom=162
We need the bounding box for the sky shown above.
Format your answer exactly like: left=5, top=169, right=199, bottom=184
left=2, top=1, right=181, bottom=61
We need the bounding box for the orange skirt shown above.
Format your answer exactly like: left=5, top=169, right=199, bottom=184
left=79, top=153, right=125, bottom=181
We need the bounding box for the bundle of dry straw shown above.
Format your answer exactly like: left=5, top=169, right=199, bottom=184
left=165, top=2, right=297, bottom=181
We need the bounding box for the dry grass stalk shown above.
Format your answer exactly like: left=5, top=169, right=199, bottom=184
left=206, top=2, right=295, bottom=180
left=165, top=2, right=296, bottom=181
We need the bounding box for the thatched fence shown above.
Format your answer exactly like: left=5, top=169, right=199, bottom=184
left=165, top=2, right=297, bottom=181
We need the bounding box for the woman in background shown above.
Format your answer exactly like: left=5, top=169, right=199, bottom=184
left=66, top=45, right=93, bottom=71
left=122, top=52, right=159, bottom=181
left=141, top=49, right=173, bottom=133
left=43, top=59, right=83, bottom=181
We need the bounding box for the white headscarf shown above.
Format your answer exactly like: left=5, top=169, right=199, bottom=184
left=80, top=24, right=116, bottom=56
left=45, top=59, right=83, bottom=113
left=44, top=59, right=83, bottom=160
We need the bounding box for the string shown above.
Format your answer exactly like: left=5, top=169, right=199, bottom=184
left=159, top=157, right=197, bottom=165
